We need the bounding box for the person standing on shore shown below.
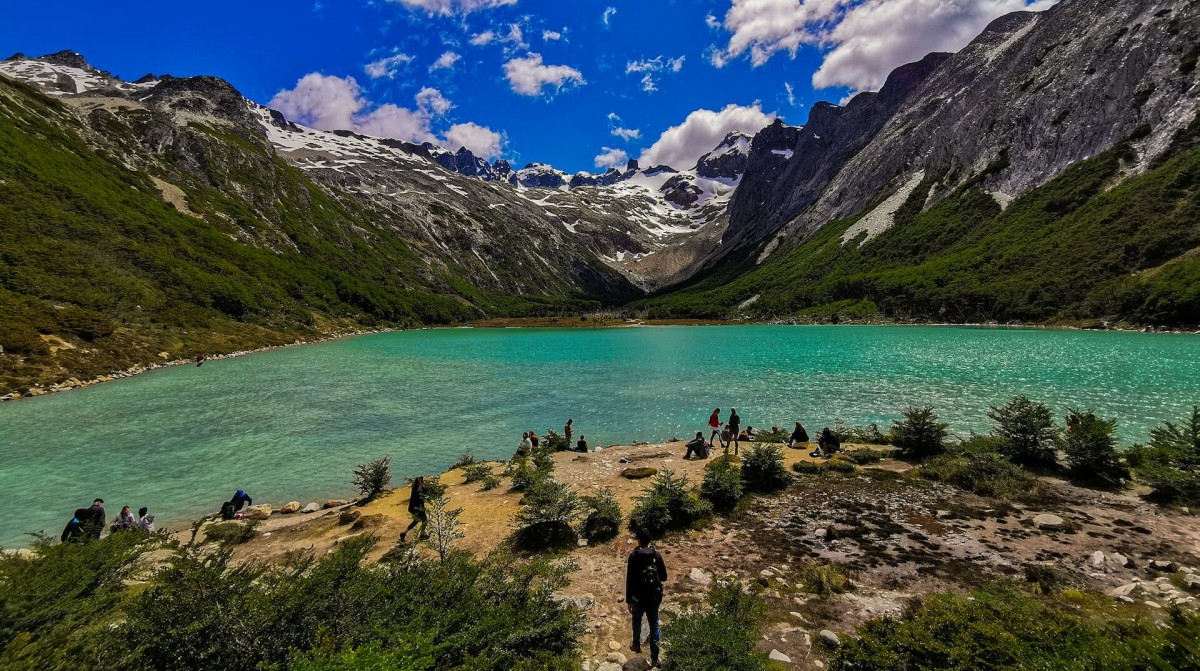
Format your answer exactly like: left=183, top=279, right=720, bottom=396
left=707, top=408, right=723, bottom=448
left=81, top=499, right=105, bottom=541
left=626, top=528, right=667, bottom=667
left=727, top=408, right=742, bottom=455
left=400, top=476, right=427, bottom=543
left=564, top=419, right=574, bottom=448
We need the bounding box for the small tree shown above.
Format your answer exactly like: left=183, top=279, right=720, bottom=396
left=352, top=456, right=392, bottom=500
left=514, top=479, right=584, bottom=550
left=424, top=495, right=464, bottom=564
left=662, top=582, right=771, bottom=671
left=629, top=470, right=712, bottom=538
left=988, top=396, right=1058, bottom=467
left=891, top=406, right=949, bottom=458
left=740, top=444, right=791, bottom=493
left=1129, top=405, right=1200, bottom=505
left=1060, top=410, right=1127, bottom=483
left=580, top=488, right=622, bottom=541
left=701, top=457, right=744, bottom=513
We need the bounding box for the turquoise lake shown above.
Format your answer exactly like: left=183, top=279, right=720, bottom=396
left=2, top=325, right=1198, bottom=548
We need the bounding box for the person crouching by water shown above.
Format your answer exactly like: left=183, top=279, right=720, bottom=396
left=221, top=489, right=253, bottom=520
left=813, top=427, right=841, bottom=458
left=626, top=528, right=667, bottom=667
left=111, top=505, right=137, bottom=532
left=684, top=431, right=709, bottom=459
left=400, top=476, right=428, bottom=543
left=61, top=513, right=85, bottom=543
left=787, top=421, right=810, bottom=448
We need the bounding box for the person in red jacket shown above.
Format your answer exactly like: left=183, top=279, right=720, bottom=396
left=707, top=408, right=723, bottom=448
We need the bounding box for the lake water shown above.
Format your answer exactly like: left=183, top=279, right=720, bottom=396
left=1, top=325, right=1198, bottom=548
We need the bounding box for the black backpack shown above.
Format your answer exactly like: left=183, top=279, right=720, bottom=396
left=220, top=501, right=236, bottom=520
left=635, top=550, right=663, bottom=604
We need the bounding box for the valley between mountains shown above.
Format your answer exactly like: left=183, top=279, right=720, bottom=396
left=1, top=0, right=1198, bottom=394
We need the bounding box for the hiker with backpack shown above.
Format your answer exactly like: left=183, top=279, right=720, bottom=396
left=625, top=528, right=667, bottom=667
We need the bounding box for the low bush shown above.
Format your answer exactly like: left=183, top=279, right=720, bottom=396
left=541, top=430, right=569, bottom=452
left=793, top=460, right=856, bottom=475
left=507, top=454, right=552, bottom=493
left=740, top=443, right=791, bottom=493
left=203, top=520, right=260, bottom=545
left=462, top=461, right=494, bottom=484
left=846, top=422, right=890, bottom=445
left=351, top=456, right=392, bottom=500
left=580, top=488, right=622, bottom=542
left=424, top=496, right=464, bottom=563
left=830, top=581, right=1200, bottom=670
left=513, top=478, right=584, bottom=551
left=661, top=582, right=772, bottom=671
left=751, top=426, right=788, bottom=443
left=796, top=561, right=852, bottom=596
left=844, top=448, right=889, bottom=465
left=891, top=406, right=948, bottom=458
left=700, top=457, right=744, bottom=513
left=480, top=474, right=501, bottom=491
left=920, top=452, right=1042, bottom=500
left=421, top=475, right=447, bottom=500
left=628, top=470, right=712, bottom=538
left=1059, top=410, right=1128, bottom=483
left=1128, top=406, right=1200, bottom=505
left=451, top=452, right=476, bottom=469
left=988, top=396, right=1059, bottom=467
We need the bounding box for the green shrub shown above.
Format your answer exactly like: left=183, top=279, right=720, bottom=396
left=846, top=423, right=890, bottom=445
left=351, top=456, right=391, bottom=500
left=421, top=475, right=447, bottom=500
left=793, top=460, right=856, bottom=475
left=751, top=426, right=788, bottom=443
left=796, top=561, right=852, bottom=596
left=508, top=455, right=552, bottom=493
left=480, top=474, right=501, bottom=491
left=891, top=406, right=948, bottom=458
left=628, top=470, right=712, bottom=538
left=1059, top=410, right=1128, bottom=483
left=662, top=582, right=772, bottom=671
left=203, top=520, right=260, bottom=545
left=920, top=452, right=1041, bottom=500
left=1128, top=406, right=1200, bottom=505
left=988, top=396, right=1059, bottom=466
left=513, top=479, right=584, bottom=551
left=700, top=457, right=744, bottom=513
left=844, top=448, right=889, bottom=465
left=541, top=430, right=569, bottom=452
left=621, top=467, right=658, bottom=479
left=740, top=443, right=791, bottom=493
left=462, top=462, right=494, bottom=484
left=830, top=581, right=1200, bottom=670
left=451, top=452, right=476, bottom=469
left=580, top=488, right=622, bottom=542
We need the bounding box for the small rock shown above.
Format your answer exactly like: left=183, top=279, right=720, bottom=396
left=1184, top=574, right=1200, bottom=590
left=1109, top=552, right=1132, bottom=568
left=689, top=567, right=712, bottom=585
left=1111, top=583, right=1138, bottom=597
left=814, top=661, right=825, bottom=669
left=814, top=528, right=827, bottom=539
left=280, top=501, right=301, bottom=514
left=1118, top=595, right=1135, bottom=604
left=1090, top=551, right=1105, bottom=567
left=1032, top=513, right=1065, bottom=531
left=820, top=630, right=841, bottom=648
left=301, top=502, right=321, bottom=513
left=323, top=500, right=348, bottom=509
left=769, top=649, right=792, bottom=663
left=605, top=652, right=627, bottom=665
left=760, top=569, right=775, bottom=578
left=1150, top=560, right=1177, bottom=572
left=608, top=641, right=622, bottom=652
left=622, top=658, right=652, bottom=671
left=596, top=664, right=621, bottom=671
left=338, top=510, right=362, bottom=525
left=578, top=538, right=589, bottom=547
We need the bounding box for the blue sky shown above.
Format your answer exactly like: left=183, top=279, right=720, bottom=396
left=0, top=0, right=1054, bottom=173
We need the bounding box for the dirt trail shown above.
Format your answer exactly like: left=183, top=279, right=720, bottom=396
left=220, top=442, right=1200, bottom=670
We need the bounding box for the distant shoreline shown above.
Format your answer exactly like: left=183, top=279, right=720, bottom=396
left=3, top=318, right=1195, bottom=403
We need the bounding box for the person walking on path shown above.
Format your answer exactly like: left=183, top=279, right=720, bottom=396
left=626, top=528, right=667, bottom=667
left=400, top=476, right=428, bottom=543
left=707, top=408, right=723, bottom=448
left=726, top=408, right=742, bottom=455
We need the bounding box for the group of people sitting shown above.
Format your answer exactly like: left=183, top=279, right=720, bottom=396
left=516, top=418, right=590, bottom=458
left=789, top=421, right=842, bottom=457
left=61, top=498, right=155, bottom=542
left=681, top=418, right=843, bottom=460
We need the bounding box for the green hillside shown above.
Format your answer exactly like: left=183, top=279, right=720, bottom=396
left=640, top=116, right=1200, bottom=326
left=0, top=77, right=595, bottom=392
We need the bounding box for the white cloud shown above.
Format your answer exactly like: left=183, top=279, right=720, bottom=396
left=269, top=74, right=501, bottom=156
left=505, top=23, right=528, bottom=49
left=503, top=53, right=585, bottom=96
left=386, top=0, right=516, bottom=16
left=639, top=102, right=775, bottom=169
left=607, top=112, right=641, bottom=141
left=625, top=55, right=686, bottom=93
left=430, top=50, right=461, bottom=70
left=667, top=55, right=686, bottom=72
left=469, top=30, right=496, bottom=45
left=602, top=6, right=617, bottom=27
left=705, top=13, right=722, bottom=29
left=542, top=29, right=562, bottom=41
left=445, top=122, right=503, bottom=158
left=364, top=53, right=415, bottom=79
left=711, top=0, right=1058, bottom=91
left=784, top=81, right=797, bottom=106
left=640, top=74, right=657, bottom=93
left=415, top=86, right=452, bottom=115
left=594, top=147, right=628, bottom=169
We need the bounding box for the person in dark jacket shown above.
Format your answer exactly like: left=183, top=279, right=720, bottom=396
left=726, top=408, right=742, bottom=455
left=230, top=489, right=253, bottom=512
left=80, top=499, right=105, bottom=541
left=576, top=435, right=589, bottom=453
left=400, top=476, right=428, bottom=543
left=61, top=514, right=85, bottom=543
left=814, top=427, right=841, bottom=458
left=787, top=421, right=810, bottom=448
left=684, top=431, right=709, bottom=459
left=625, top=529, right=667, bottom=666
left=564, top=419, right=574, bottom=448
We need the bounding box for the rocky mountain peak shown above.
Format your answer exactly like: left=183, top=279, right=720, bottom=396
left=39, top=50, right=93, bottom=71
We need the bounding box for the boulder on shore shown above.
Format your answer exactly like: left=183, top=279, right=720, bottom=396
left=280, top=501, right=301, bottom=514
left=244, top=504, right=272, bottom=520
left=301, top=502, right=321, bottom=513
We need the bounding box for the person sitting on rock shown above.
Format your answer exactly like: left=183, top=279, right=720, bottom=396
left=787, top=421, right=810, bottom=448
left=528, top=430, right=539, bottom=450
left=684, top=431, right=709, bottom=459
left=517, top=432, right=533, bottom=457
left=576, top=435, right=589, bottom=453
left=137, top=507, right=155, bottom=533
left=110, top=505, right=137, bottom=532
left=813, top=427, right=841, bottom=458
left=738, top=425, right=755, bottom=442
